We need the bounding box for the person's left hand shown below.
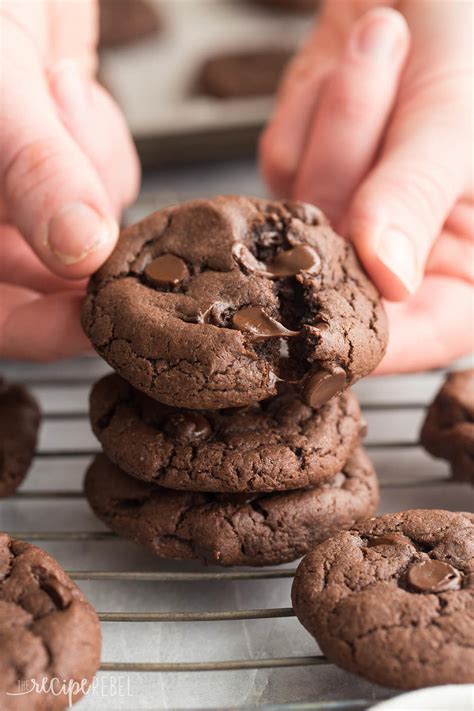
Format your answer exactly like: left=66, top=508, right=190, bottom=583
left=0, top=0, right=139, bottom=360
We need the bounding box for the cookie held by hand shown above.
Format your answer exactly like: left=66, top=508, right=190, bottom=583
left=82, top=197, right=387, bottom=409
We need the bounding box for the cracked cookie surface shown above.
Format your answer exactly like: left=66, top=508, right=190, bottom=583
left=0, top=534, right=101, bottom=711
left=89, top=372, right=364, bottom=492
left=420, top=369, right=474, bottom=485
left=0, top=379, right=40, bottom=498
left=292, top=509, right=474, bottom=689
left=84, top=447, right=378, bottom=567
left=81, top=197, right=387, bottom=409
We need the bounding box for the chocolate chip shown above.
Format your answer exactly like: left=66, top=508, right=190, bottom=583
left=232, top=306, right=300, bottom=339
left=304, top=369, right=347, bottom=409
left=406, top=560, right=462, bottom=593
left=145, top=255, right=188, bottom=287
left=266, top=245, right=321, bottom=277
left=164, top=412, right=212, bottom=444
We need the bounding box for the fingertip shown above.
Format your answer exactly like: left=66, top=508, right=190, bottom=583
left=350, top=200, right=420, bottom=302
left=43, top=204, right=118, bottom=279
left=347, top=6, right=410, bottom=64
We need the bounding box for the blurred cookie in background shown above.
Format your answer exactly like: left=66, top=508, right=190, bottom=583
left=197, top=48, right=293, bottom=98
left=99, top=0, right=162, bottom=48
left=253, top=0, right=319, bottom=13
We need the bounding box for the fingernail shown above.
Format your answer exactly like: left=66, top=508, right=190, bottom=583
left=351, top=10, right=405, bottom=60
left=376, top=228, right=420, bottom=294
left=48, top=59, right=89, bottom=118
left=45, top=203, right=118, bottom=265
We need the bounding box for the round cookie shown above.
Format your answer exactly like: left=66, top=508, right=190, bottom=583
left=292, top=509, right=474, bottom=689
left=0, top=379, right=40, bottom=498
left=0, top=534, right=101, bottom=710
left=420, top=369, right=474, bottom=485
left=84, top=447, right=379, bottom=567
left=99, top=0, right=161, bottom=48
left=90, top=372, right=364, bottom=492
left=82, top=197, right=388, bottom=409
left=198, top=49, right=293, bottom=99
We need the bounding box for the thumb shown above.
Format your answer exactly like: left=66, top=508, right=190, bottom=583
left=348, top=91, right=472, bottom=301
left=0, top=18, right=119, bottom=279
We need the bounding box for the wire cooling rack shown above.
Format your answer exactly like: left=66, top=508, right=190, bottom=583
left=2, top=355, right=472, bottom=710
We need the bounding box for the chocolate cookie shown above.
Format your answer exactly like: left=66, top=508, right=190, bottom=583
left=0, top=534, right=101, bottom=710
left=99, top=0, right=161, bottom=48
left=84, top=447, right=379, bottom=566
left=82, top=197, right=388, bottom=409
left=0, top=379, right=40, bottom=498
left=292, top=509, right=474, bottom=689
left=420, top=369, right=474, bottom=485
left=198, top=49, right=292, bottom=99
left=90, top=372, right=364, bottom=492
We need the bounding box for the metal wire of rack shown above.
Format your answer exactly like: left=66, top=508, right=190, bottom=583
left=2, top=359, right=472, bottom=710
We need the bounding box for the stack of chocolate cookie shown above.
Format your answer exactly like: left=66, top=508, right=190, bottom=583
left=82, top=197, right=387, bottom=566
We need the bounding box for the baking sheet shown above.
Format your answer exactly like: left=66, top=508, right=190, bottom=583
left=99, top=0, right=316, bottom=163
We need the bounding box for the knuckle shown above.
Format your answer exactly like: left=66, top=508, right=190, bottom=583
left=324, top=82, right=373, bottom=123
left=4, top=138, right=64, bottom=204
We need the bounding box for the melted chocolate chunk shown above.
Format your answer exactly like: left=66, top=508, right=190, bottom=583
left=164, top=412, right=212, bottom=444
left=406, top=560, right=462, bottom=593
left=145, top=254, right=188, bottom=287
left=266, top=245, right=321, bottom=277
left=304, top=369, right=347, bottom=408
left=233, top=243, right=320, bottom=278
left=232, top=306, right=300, bottom=339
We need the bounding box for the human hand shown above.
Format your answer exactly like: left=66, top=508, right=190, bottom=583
left=260, top=0, right=474, bottom=373
left=0, top=0, right=139, bottom=360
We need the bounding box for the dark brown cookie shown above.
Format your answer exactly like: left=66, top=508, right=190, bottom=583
left=89, top=372, right=364, bottom=492
left=198, top=49, right=292, bottom=98
left=0, top=534, right=101, bottom=710
left=99, top=0, right=161, bottom=48
left=420, top=369, right=474, bottom=485
left=82, top=197, right=388, bottom=409
left=84, top=447, right=379, bottom=567
left=0, top=379, right=40, bottom=499
left=292, top=509, right=474, bottom=689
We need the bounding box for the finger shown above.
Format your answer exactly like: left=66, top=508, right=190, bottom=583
left=375, top=275, right=474, bottom=374
left=293, top=8, right=410, bottom=226
left=48, top=60, right=140, bottom=214
left=349, top=38, right=472, bottom=301
left=425, top=227, right=474, bottom=286
left=0, top=17, right=119, bottom=279
left=259, top=24, right=337, bottom=197
left=0, top=284, right=90, bottom=361
left=0, top=223, right=88, bottom=293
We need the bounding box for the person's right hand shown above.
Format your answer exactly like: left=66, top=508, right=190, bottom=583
left=0, top=0, right=140, bottom=360
left=260, top=0, right=474, bottom=373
